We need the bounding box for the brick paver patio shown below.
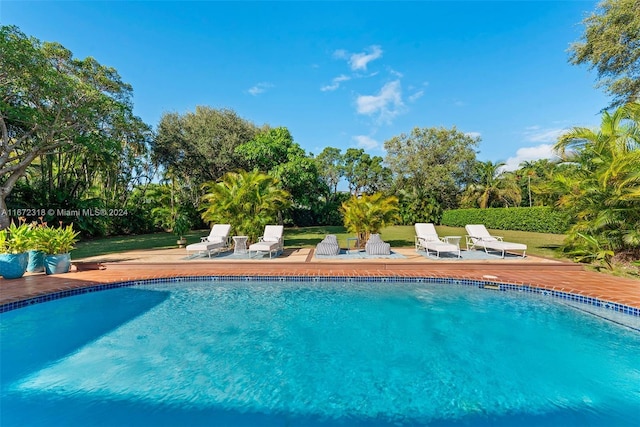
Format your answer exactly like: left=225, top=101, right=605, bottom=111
left=1, top=247, right=638, bottom=312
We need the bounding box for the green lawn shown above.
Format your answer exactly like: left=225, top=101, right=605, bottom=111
left=74, top=225, right=567, bottom=260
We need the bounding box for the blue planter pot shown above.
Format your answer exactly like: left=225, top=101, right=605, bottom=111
left=27, top=250, right=45, bottom=273
left=44, top=253, right=72, bottom=275
left=0, top=253, right=29, bottom=279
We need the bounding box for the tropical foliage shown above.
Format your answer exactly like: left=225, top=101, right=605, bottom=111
left=461, top=160, right=521, bottom=208
left=0, top=221, right=33, bottom=254
left=200, top=170, right=291, bottom=243
left=396, top=188, right=443, bottom=225
left=341, top=193, right=400, bottom=247
left=553, top=102, right=640, bottom=266
left=33, top=224, right=80, bottom=255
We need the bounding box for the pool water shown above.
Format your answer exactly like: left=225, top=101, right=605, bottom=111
left=1, top=280, right=639, bottom=426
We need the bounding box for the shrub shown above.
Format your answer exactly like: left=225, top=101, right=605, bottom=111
left=441, top=207, right=572, bottom=234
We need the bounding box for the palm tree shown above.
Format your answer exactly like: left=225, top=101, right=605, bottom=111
left=200, top=170, right=291, bottom=243
left=461, top=160, right=521, bottom=208
left=553, top=102, right=640, bottom=260
left=341, top=193, right=400, bottom=247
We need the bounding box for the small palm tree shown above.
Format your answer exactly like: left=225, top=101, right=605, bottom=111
left=200, top=170, right=290, bottom=243
left=341, top=193, right=400, bottom=247
left=461, top=160, right=521, bottom=208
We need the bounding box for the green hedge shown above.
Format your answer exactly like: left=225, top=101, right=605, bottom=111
left=441, top=207, right=571, bottom=234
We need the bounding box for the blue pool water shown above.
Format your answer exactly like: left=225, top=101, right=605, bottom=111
left=1, top=279, right=639, bottom=426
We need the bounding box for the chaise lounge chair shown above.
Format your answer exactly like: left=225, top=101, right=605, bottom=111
left=315, top=234, right=340, bottom=256
left=414, top=223, right=461, bottom=258
left=248, top=225, right=284, bottom=258
left=365, top=233, right=391, bottom=255
left=185, top=224, right=231, bottom=258
left=465, top=224, right=527, bottom=258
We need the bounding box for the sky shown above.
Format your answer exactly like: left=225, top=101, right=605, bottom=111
left=2, top=1, right=610, bottom=171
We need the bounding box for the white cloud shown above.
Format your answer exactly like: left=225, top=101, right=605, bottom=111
left=321, top=74, right=351, bottom=92
left=356, top=80, right=404, bottom=123
left=524, top=127, right=567, bottom=143
left=408, top=90, right=424, bottom=102
left=349, top=45, right=383, bottom=71
left=353, top=135, right=379, bottom=150
left=503, top=144, right=560, bottom=171
left=334, top=45, right=383, bottom=71
left=247, top=82, right=273, bottom=96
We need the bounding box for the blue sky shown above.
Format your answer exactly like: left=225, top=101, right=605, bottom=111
left=2, top=1, right=609, bottom=170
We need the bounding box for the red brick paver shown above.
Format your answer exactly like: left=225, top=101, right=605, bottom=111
left=1, top=247, right=638, bottom=311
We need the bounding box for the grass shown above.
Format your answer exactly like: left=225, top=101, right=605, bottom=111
left=73, top=230, right=205, bottom=259
left=74, top=225, right=567, bottom=260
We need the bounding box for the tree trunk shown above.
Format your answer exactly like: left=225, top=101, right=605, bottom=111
left=0, top=191, right=9, bottom=230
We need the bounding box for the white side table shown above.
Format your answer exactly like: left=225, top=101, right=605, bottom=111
left=346, top=237, right=360, bottom=252
left=444, top=236, right=462, bottom=248
left=233, top=236, right=248, bottom=254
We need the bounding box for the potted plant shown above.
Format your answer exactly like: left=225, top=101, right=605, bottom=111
left=27, top=220, right=47, bottom=273
left=36, top=224, right=80, bottom=275
left=173, top=213, right=190, bottom=248
left=0, top=221, right=32, bottom=279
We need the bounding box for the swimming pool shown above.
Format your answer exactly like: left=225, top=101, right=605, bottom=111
left=1, top=278, right=639, bottom=426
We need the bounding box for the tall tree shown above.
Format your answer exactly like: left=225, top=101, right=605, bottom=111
left=0, top=25, right=150, bottom=229
left=343, top=148, right=392, bottom=196
left=384, top=126, right=478, bottom=209
left=153, top=106, right=258, bottom=186
left=569, top=0, right=640, bottom=106
left=315, top=146, right=344, bottom=202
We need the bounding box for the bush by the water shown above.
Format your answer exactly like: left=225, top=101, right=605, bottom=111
left=441, top=207, right=571, bottom=234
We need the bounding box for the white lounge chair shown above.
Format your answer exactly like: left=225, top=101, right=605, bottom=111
left=186, top=224, right=231, bottom=258
left=414, top=223, right=461, bottom=258
left=465, top=224, right=527, bottom=258
left=248, top=225, right=284, bottom=258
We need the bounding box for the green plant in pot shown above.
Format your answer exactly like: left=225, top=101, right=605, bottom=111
left=173, top=213, right=190, bottom=248
left=37, top=224, right=80, bottom=275
left=0, top=221, right=33, bottom=279
left=27, top=220, right=47, bottom=273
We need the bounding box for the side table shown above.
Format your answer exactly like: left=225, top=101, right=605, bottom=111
left=233, top=236, right=248, bottom=254
left=444, top=236, right=462, bottom=248
left=346, top=237, right=360, bottom=252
